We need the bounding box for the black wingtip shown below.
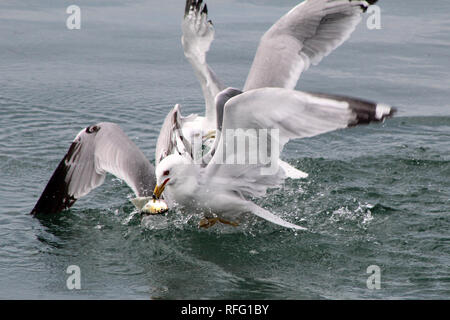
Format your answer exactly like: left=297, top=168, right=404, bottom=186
left=307, top=92, right=396, bottom=127
left=184, top=0, right=192, bottom=17
left=30, top=140, right=81, bottom=215
left=349, top=101, right=397, bottom=127
left=360, top=0, right=378, bottom=12
left=195, top=0, right=202, bottom=13
left=30, top=123, right=104, bottom=216
left=185, top=0, right=208, bottom=18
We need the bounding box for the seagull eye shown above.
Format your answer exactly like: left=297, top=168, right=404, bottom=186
left=163, top=170, right=170, bottom=176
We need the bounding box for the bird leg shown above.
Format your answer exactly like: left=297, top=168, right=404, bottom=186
left=218, top=218, right=239, bottom=227
left=199, top=217, right=218, bottom=228
left=199, top=217, right=239, bottom=228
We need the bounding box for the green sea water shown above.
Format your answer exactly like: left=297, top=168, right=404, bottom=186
left=0, top=0, right=449, bottom=299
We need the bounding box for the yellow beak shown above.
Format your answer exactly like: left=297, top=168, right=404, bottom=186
left=202, top=130, right=216, bottom=140
left=153, top=178, right=170, bottom=200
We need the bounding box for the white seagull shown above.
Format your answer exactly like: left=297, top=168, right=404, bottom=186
left=29, top=0, right=226, bottom=215
left=31, top=0, right=394, bottom=232
left=152, top=0, right=396, bottom=230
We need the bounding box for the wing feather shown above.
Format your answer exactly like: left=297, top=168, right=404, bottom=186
left=206, top=87, right=394, bottom=198
left=31, top=122, right=155, bottom=215
left=244, top=0, right=378, bottom=91
left=182, top=0, right=225, bottom=127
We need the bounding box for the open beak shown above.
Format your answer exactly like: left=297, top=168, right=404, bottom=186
left=153, top=178, right=170, bottom=200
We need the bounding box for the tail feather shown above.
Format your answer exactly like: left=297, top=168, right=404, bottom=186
left=279, top=160, right=308, bottom=179
left=248, top=202, right=307, bottom=231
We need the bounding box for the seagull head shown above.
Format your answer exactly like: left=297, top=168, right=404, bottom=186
left=153, top=153, right=194, bottom=200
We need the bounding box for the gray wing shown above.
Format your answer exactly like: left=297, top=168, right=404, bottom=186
left=198, top=87, right=243, bottom=166
left=155, top=105, right=179, bottom=166
left=206, top=87, right=395, bottom=198
left=155, top=104, right=194, bottom=166
left=182, top=0, right=226, bottom=126
left=30, top=122, right=156, bottom=215
left=244, top=0, right=378, bottom=91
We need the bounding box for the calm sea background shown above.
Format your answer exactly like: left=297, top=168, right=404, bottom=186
left=0, top=0, right=449, bottom=299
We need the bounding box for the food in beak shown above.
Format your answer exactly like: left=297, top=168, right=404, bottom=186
left=141, top=199, right=169, bottom=215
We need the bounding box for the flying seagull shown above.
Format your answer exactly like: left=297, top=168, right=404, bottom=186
left=152, top=0, right=395, bottom=230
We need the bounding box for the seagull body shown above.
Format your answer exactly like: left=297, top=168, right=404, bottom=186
left=152, top=0, right=394, bottom=230
left=154, top=88, right=394, bottom=230
left=31, top=0, right=395, bottom=232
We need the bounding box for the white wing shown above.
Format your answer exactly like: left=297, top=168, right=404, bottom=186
left=244, top=0, right=378, bottom=91
left=155, top=104, right=196, bottom=166
left=206, top=87, right=394, bottom=198
left=155, top=104, right=183, bottom=165
left=182, top=0, right=225, bottom=127
left=31, top=122, right=156, bottom=214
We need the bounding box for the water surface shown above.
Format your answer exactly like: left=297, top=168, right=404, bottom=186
left=0, top=0, right=449, bottom=299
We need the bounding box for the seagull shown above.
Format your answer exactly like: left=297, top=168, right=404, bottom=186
left=31, top=0, right=394, bottom=233
left=154, top=0, right=226, bottom=167
left=152, top=0, right=396, bottom=230
left=29, top=0, right=226, bottom=215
